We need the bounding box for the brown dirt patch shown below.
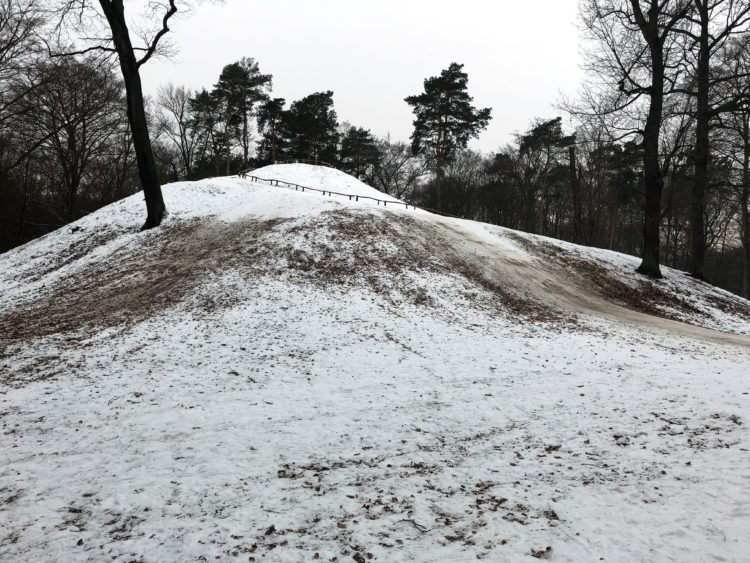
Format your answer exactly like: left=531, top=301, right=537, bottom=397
left=0, top=210, right=564, bottom=360
left=508, top=234, right=710, bottom=322
left=703, top=293, right=750, bottom=322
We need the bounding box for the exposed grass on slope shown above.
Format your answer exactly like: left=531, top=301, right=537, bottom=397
left=0, top=209, right=569, bottom=382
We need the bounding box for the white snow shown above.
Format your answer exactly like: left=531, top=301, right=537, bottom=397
left=250, top=163, right=405, bottom=202
left=0, top=169, right=399, bottom=310
left=1, top=165, right=749, bottom=562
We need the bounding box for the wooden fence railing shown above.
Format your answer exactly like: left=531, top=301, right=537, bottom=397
left=270, top=159, right=336, bottom=168
left=238, top=172, right=415, bottom=210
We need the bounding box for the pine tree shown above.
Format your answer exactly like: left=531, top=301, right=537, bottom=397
left=257, top=98, right=287, bottom=165
left=189, top=89, right=224, bottom=177
left=405, top=63, right=492, bottom=211
left=285, top=91, right=339, bottom=164
left=213, top=58, right=272, bottom=174
left=516, top=117, right=575, bottom=235
left=340, top=126, right=380, bottom=179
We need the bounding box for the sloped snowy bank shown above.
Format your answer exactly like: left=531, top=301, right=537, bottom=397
left=1, top=164, right=749, bottom=562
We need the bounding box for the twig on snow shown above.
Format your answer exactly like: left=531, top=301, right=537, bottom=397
left=396, top=518, right=433, bottom=533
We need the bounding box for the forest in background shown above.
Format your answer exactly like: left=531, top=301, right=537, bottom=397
left=1, top=0, right=750, bottom=297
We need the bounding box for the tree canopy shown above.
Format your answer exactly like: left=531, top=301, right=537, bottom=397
left=405, top=62, right=491, bottom=211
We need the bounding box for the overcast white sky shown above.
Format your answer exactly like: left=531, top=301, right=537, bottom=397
left=139, top=0, right=585, bottom=153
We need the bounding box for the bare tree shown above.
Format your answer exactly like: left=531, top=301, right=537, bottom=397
left=737, top=112, right=750, bottom=296
left=579, top=0, right=693, bottom=278
left=22, top=59, right=126, bottom=219
left=0, top=0, right=46, bottom=172
left=676, top=1, right=750, bottom=279
left=0, top=0, right=40, bottom=88
left=45, top=0, right=201, bottom=229
left=156, top=83, right=197, bottom=180
left=367, top=138, right=428, bottom=200
left=720, top=41, right=750, bottom=297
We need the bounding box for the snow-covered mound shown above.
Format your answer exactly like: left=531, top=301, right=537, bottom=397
left=251, top=162, right=403, bottom=202
left=1, top=165, right=750, bottom=562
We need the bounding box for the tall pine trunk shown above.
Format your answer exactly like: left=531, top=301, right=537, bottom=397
left=271, top=120, right=277, bottom=163
left=435, top=121, right=444, bottom=212
left=242, top=108, right=249, bottom=170
left=99, top=0, right=165, bottom=230
left=224, top=117, right=231, bottom=175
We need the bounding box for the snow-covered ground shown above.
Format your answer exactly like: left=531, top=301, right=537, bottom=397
left=1, top=164, right=749, bottom=562
left=247, top=163, right=402, bottom=203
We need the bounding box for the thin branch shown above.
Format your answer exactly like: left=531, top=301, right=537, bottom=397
left=136, top=0, right=177, bottom=68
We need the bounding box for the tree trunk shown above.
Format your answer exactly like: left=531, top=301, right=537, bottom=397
left=636, top=31, right=665, bottom=278
left=224, top=117, right=231, bottom=175
left=242, top=110, right=249, bottom=170
left=179, top=119, right=191, bottom=180
left=435, top=122, right=444, bottom=212
left=690, top=3, right=710, bottom=280
left=99, top=0, right=165, bottom=230
left=609, top=208, right=617, bottom=250
left=17, top=159, right=31, bottom=236
left=524, top=180, right=537, bottom=234
left=537, top=181, right=547, bottom=235
left=67, top=175, right=81, bottom=221
left=742, top=117, right=750, bottom=298
left=743, top=187, right=750, bottom=299
left=569, top=145, right=584, bottom=244
left=271, top=120, right=277, bottom=164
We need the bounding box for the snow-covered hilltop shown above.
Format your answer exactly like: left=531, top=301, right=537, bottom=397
left=1, top=164, right=749, bottom=562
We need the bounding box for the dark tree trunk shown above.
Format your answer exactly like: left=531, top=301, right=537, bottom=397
left=690, top=2, right=710, bottom=280
left=99, top=0, right=165, bottom=230
left=742, top=117, right=750, bottom=298
left=743, top=186, right=750, bottom=299
left=66, top=176, right=80, bottom=220
left=537, top=181, right=547, bottom=235
left=435, top=121, right=444, bottom=212
left=569, top=145, right=584, bottom=244
left=224, top=117, right=231, bottom=175
left=17, top=159, right=31, bottom=235
left=271, top=121, right=277, bottom=164
left=242, top=110, right=249, bottom=170
left=523, top=179, right=537, bottom=234
left=636, top=9, right=665, bottom=279
left=638, top=102, right=665, bottom=277
left=609, top=210, right=617, bottom=250
left=435, top=156, right=443, bottom=212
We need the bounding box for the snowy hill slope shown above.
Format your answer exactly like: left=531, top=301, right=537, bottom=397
left=1, top=163, right=750, bottom=562
left=248, top=163, right=402, bottom=202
